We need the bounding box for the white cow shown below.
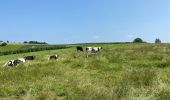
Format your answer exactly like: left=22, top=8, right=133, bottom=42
left=86, top=47, right=102, bottom=53
left=86, top=47, right=102, bottom=58
left=86, top=47, right=93, bottom=52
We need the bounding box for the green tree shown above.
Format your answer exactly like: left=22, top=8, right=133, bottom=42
left=155, top=38, right=161, bottom=43
left=133, top=38, right=143, bottom=43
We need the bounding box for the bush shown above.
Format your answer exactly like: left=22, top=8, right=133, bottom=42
left=1, top=42, right=7, bottom=46
left=133, top=38, right=143, bottom=43
left=155, top=38, right=161, bottom=43
left=23, top=41, right=28, bottom=44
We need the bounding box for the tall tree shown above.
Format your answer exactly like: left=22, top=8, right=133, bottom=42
left=133, top=38, right=143, bottom=43
left=155, top=38, right=161, bottom=43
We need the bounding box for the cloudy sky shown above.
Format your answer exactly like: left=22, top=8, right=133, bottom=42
left=0, top=0, right=170, bottom=44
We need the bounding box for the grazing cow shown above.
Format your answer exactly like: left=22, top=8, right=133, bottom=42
left=92, top=47, right=100, bottom=53
left=24, top=56, right=36, bottom=60
left=4, top=60, right=16, bottom=67
left=48, top=55, right=59, bottom=60
left=98, top=47, right=102, bottom=51
left=14, top=58, right=26, bottom=64
left=86, top=47, right=102, bottom=53
left=86, top=47, right=102, bottom=58
left=86, top=47, right=93, bottom=52
left=76, top=46, right=83, bottom=52
left=4, top=58, right=26, bottom=67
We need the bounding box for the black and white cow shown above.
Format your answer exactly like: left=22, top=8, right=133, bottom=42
left=76, top=46, right=83, bottom=52
left=4, top=58, right=26, bottom=67
left=48, top=55, right=59, bottom=60
left=85, top=47, right=102, bottom=58
left=4, top=60, right=16, bottom=67
left=98, top=47, right=102, bottom=51
left=86, top=47, right=102, bottom=53
left=24, top=56, right=36, bottom=60
left=14, top=58, right=26, bottom=64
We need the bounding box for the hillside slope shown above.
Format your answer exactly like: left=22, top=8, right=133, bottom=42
left=0, top=43, right=170, bottom=100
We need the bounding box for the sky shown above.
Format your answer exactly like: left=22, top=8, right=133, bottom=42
left=0, top=0, right=170, bottom=44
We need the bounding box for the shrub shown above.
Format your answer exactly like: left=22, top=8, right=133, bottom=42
left=133, top=38, right=143, bottom=43
left=1, top=42, right=7, bottom=46
left=23, top=41, right=28, bottom=44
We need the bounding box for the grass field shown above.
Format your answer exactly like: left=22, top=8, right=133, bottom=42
left=0, top=44, right=24, bottom=52
left=0, top=44, right=68, bottom=56
left=0, top=43, right=170, bottom=100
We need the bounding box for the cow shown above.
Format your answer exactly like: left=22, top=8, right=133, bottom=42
left=86, top=47, right=102, bottom=53
left=24, top=56, right=36, bottom=60
left=48, top=55, right=59, bottom=60
left=76, top=46, right=83, bottom=52
left=4, top=60, right=16, bottom=67
left=86, top=47, right=102, bottom=58
left=86, top=47, right=92, bottom=52
left=3, top=58, right=26, bottom=67
left=14, top=58, right=26, bottom=64
left=98, top=47, right=102, bottom=51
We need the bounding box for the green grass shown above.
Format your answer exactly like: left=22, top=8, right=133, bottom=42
left=0, top=44, right=23, bottom=52
left=0, top=43, right=170, bottom=100
left=0, top=44, right=69, bottom=56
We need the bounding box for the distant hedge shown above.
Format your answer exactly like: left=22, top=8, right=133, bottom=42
left=24, top=41, right=48, bottom=44
left=0, top=45, right=69, bottom=56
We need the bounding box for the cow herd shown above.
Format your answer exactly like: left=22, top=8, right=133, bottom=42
left=3, top=55, right=59, bottom=67
left=3, top=46, right=102, bottom=67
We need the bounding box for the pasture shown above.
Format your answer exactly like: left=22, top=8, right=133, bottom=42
left=0, top=43, right=170, bottom=100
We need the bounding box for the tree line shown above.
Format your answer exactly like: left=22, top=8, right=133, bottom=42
left=0, top=38, right=162, bottom=48
left=24, top=41, right=48, bottom=44
left=133, top=38, right=161, bottom=43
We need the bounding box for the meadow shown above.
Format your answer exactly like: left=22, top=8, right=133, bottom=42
left=0, top=43, right=170, bottom=100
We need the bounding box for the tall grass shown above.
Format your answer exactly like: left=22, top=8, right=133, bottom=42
left=0, top=43, right=170, bottom=99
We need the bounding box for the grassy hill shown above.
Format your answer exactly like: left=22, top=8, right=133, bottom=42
left=0, top=43, right=170, bottom=100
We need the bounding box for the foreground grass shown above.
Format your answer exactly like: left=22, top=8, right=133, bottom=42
left=0, top=43, right=170, bottom=100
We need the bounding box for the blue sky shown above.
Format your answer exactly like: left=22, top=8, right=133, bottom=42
left=0, top=0, right=170, bottom=44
